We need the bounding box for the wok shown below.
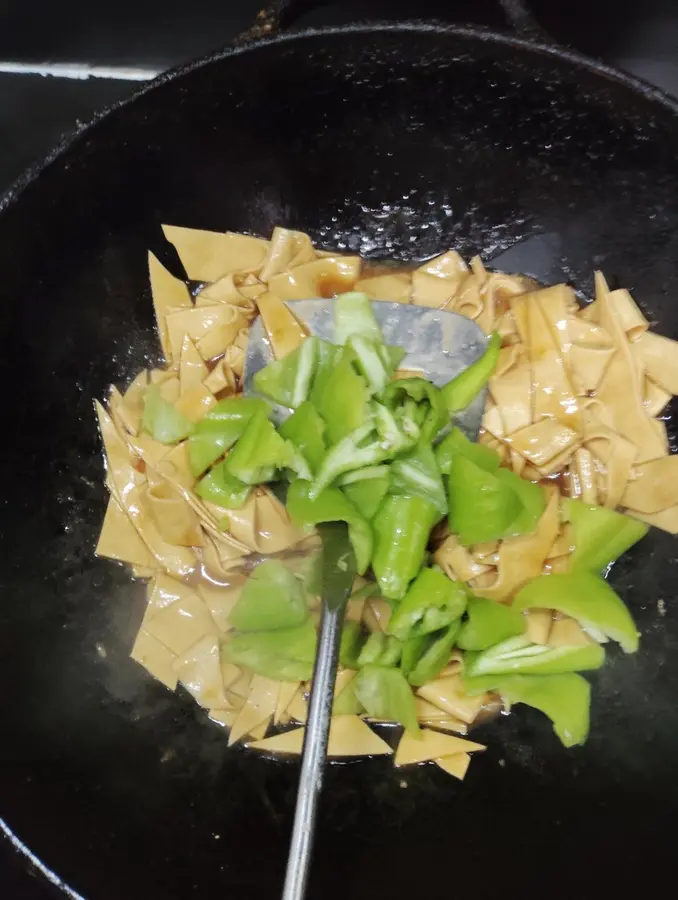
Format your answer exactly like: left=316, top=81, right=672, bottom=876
left=2, top=2, right=678, bottom=897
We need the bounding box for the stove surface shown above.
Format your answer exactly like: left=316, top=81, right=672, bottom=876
left=1, top=0, right=677, bottom=896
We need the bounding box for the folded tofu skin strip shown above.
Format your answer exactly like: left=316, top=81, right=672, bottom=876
left=95, top=225, right=676, bottom=781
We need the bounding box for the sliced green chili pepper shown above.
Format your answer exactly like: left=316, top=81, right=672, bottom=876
left=308, top=339, right=341, bottom=408
left=435, top=425, right=501, bottom=476
left=221, top=620, right=317, bottom=681
left=389, top=445, right=447, bottom=517
left=447, top=454, right=523, bottom=545
left=187, top=396, right=270, bottom=477
left=465, top=634, right=605, bottom=677
left=286, top=479, right=373, bottom=575
left=225, top=412, right=310, bottom=484
left=347, top=334, right=393, bottom=395
left=513, top=571, right=639, bottom=653
left=372, top=495, right=441, bottom=600
left=142, top=384, right=194, bottom=444
left=388, top=567, right=467, bottom=641
left=564, top=499, right=648, bottom=574
left=253, top=335, right=318, bottom=409
left=357, top=632, right=402, bottom=668
left=407, top=621, right=461, bottom=687
left=440, top=331, right=501, bottom=413
left=279, top=401, right=327, bottom=475
left=228, top=559, right=309, bottom=632
left=496, top=469, right=546, bottom=536
left=382, top=344, right=406, bottom=371
left=333, top=679, right=363, bottom=716
left=342, top=475, right=391, bottom=521
left=373, top=402, right=419, bottom=452
left=456, top=595, right=525, bottom=651
left=353, top=665, right=419, bottom=735
left=400, top=634, right=429, bottom=678
left=309, top=422, right=390, bottom=498
left=333, top=291, right=383, bottom=345
left=195, top=460, right=251, bottom=509
left=463, top=673, right=591, bottom=748
left=381, top=377, right=448, bottom=444
left=339, top=620, right=365, bottom=668
left=315, top=346, right=371, bottom=445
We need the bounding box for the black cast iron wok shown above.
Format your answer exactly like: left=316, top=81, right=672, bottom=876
left=2, top=3, right=678, bottom=898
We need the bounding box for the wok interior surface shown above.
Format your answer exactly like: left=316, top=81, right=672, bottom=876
left=1, top=25, right=678, bottom=899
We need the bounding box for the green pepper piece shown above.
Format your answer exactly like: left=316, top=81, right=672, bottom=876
left=564, top=499, right=649, bottom=573
left=465, top=634, right=605, bottom=677
left=389, top=445, right=447, bottom=517
left=141, top=384, right=194, bottom=444
left=338, top=465, right=390, bottom=486
left=496, top=469, right=546, bottom=536
left=339, top=620, right=364, bottom=668
left=372, top=495, right=440, bottom=600
left=347, top=334, right=392, bottom=395
left=187, top=396, right=270, bottom=477
left=381, top=377, right=448, bottom=444
left=253, top=335, right=318, bottom=409
left=373, top=402, right=419, bottom=452
left=225, top=412, right=309, bottom=484
left=463, top=673, right=591, bottom=748
left=195, top=460, right=251, bottom=509
left=353, top=665, right=420, bottom=734
left=334, top=291, right=384, bottom=345
left=308, top=340, right=341, bottom=408
left=447, top=454, right=523, bottom=545
left=356, top=632, right=402, bottom=668
left=310, top=422, right=391, bottom=498
left=222, top=620, right=317, bottom=681
left=456, top=595, right=525, bottom=651
left=333, top=678, right=363, bottom=716
left=342, top=475, right=391, bottom=521
left=382, top=344, right=406, bottom=371
left=435, top=426, right=501, bottom=476
left=440, top=331, right=501, bottom=413
left=400, top=634, right=429, bottom=678
left=286, top=479, right=373, bottom=575
left=228, top=559, right=308, bottom=632
left=284, top=548, right=324, bottom=599
left=388, top=568, right=467, bottom=642
left=315, top=346, right=371, bottom=445
left=407, top=621, right=461, bottom=687
left=279, top=401, right=327, bottom=474
left=513, top=571, right=639, bottom=653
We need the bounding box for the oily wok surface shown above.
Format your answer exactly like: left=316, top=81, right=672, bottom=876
left=1, top=24, right=678, bottom=900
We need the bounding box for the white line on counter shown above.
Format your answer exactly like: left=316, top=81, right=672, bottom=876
left=0, top=61, right=161, bottom=81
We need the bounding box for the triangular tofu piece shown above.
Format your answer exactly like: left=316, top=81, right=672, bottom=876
left=434, top=753, right=471, bottom=780
left=274, top=681, right=301, bottom=725
left=256, top=291, right=307, bottom=359
left=417, top=675, right=489, bottom=724
left=228, top=675, right=280, bottom=746
left=162, top=225, right=268, bottom=282
left=249, top=715, right=392, bottom=757
left=180, top=336, right=208, bottom=394
left=130, top=628, right=177, bottom=691
left=148, top=251, right=191, bottom=364
left=395, top=728, right=485, bottom=766
left=96, top=496, right=155, bottom=570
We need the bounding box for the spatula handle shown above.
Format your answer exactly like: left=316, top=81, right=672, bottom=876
left=282, top=603, right=344, bottom=900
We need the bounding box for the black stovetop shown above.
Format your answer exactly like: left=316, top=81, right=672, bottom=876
left=2, top=0, right=677, bottom=896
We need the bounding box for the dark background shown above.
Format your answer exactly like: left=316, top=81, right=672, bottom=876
left=1, top=0, right=677, bottom=896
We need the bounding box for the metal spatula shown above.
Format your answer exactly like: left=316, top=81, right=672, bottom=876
left=244, top=300, right=487, bottom=900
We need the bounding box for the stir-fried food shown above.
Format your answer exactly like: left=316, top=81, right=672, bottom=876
left=95, top=225, right=678, bottom=780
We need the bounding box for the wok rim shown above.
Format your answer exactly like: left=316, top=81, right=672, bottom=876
left=2, top=20, right=678, bottom=216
